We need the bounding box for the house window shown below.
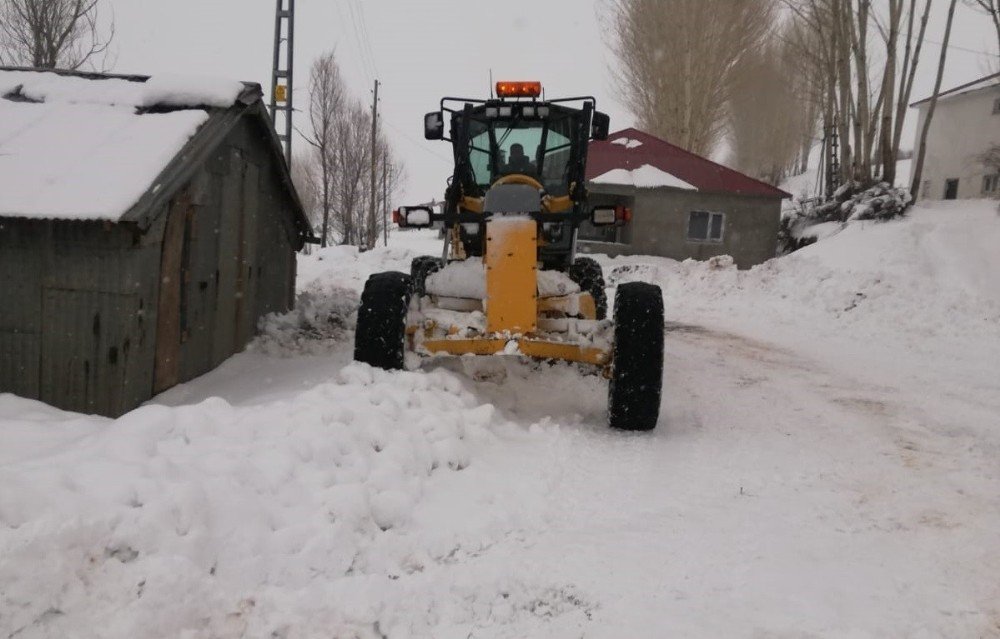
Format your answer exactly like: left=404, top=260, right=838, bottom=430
left=687, top=211, right=725, bottom=242
left=984, top=174, right=1000, bottom=195
left=993, top=97, right=1000, bottom=115
left=921, top=180, right=931, bottom=198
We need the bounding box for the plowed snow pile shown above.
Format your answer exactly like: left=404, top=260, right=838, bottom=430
left=2, top=202, right=999, bottom=638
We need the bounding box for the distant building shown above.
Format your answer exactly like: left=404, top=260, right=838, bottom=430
left=0, top=68, right=313, bottom=417
left=579, top=128, right=790, bottom=269
left=911, top=72, right=1000, bottom=200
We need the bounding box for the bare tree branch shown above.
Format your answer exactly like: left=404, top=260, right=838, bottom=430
left=0, top=0, right=115, bottom=70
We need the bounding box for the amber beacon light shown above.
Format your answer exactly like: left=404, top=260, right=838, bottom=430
left=496, top=81, right=542, bottom=98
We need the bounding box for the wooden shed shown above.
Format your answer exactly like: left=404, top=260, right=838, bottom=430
left=578, top=128, right=790, bottom=268
left=0, top=68, right=313, bottom=417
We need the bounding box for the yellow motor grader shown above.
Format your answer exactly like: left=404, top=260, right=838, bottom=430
left=354, top=82, right=664, bottom=430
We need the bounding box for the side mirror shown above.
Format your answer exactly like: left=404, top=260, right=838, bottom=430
left=398, top=205, right=434, bottom=228
left=592, top=111, right=610, bottom=141
left=424, top=111, right=444, bottom=140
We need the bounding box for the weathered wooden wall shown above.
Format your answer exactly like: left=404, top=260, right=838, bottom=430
left=0, top=114, right=300, bottom=417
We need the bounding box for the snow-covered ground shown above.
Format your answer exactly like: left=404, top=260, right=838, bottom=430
left=2, top=203, right=1000, bottom=638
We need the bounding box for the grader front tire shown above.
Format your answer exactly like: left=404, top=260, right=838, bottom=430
left=608, top=282, right=664, bottom=431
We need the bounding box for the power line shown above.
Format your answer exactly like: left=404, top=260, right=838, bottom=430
left=344, top=0, right=377, bottom=82
left=333, top=0, right=374, bottom=83
left=922, top=37, right=1000, bottom=57
left=353, top=0, right=380, bottom=78
left=383, top=120, right=454, bottom=166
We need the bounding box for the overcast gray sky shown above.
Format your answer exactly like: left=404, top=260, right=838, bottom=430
left=110, top=0, right=998, bottom=204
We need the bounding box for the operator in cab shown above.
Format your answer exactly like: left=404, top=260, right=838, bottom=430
left=503, top=143, right=537, bottom=176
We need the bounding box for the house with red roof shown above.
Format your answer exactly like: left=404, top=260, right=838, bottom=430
left=579, top=128, right=790, bottom=268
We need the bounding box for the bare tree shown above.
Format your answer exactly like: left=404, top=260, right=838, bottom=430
left=604, top=0, right=777, bottom=157
left=963, top=0, right=999, bottom=64
left=784, top=0, right=935, bottom=191
left=911, top=0, right=959, bottom=202
left=730, top=33, right=819, bottom=185
left=301, top=51, right=406, bottom=248
left=0, top=0, right=114, bottom=70
left=302, top=52, right=345, bottom=248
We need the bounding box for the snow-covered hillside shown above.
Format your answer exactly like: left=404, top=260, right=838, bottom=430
left=2, top=202, right=999, bottom=638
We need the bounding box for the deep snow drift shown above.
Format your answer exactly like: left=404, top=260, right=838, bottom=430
left=1, top=202, right=999, bottom=638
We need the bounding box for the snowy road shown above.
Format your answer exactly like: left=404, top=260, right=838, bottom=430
left=2, top=203, right=999, bottom=637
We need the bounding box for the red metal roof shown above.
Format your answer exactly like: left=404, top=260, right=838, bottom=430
left=586, top=128, right=791, bottom=199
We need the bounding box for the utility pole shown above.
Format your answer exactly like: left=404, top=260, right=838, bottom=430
left=270, top=0, right=295, bottom=168
left=369, top=79, right=380, bottom=250
left=382, top=158, right=388, bottom=247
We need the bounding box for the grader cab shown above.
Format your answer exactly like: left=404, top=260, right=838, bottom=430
left=354, top=82, right=664, bottom=430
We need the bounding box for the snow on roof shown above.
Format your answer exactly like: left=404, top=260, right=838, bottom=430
left=0, top=69, right=247, bottom=221
left=591, top=164, right=697, bottom=190
left=588, top=128, right=791, bottom=199
left=611, top=137, right=643, bottom=149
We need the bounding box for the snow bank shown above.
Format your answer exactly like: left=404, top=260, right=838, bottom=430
left=608, top=200, right=1000, bottom=342
left=254, top=281, right=360, bottom=356
left=0, top=366, right=510, bottom=637
left=591, top=164, right=697, bottom=190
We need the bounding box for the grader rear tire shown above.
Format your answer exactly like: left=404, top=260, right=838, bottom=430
left=569, top=257, right=608, bottom=320
left=354, top=271, right=412, bottom=370
left=608, top=282, right=664, bottom=431
left=409, top=256, right=442, bottom=297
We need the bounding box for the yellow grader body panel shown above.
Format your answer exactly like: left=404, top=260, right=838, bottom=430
left=485, top=218, right=538, bottom=334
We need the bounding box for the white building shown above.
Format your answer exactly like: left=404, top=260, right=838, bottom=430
left=911, top=72, right=1000, bottom=200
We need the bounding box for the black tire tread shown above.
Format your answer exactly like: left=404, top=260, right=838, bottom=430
left=569, top=257, right=608, bottom=320
left=354, top=271, right=412, bottom=370
left=608, top=281, right=664, bottom=431
left=409, top=256, right=442, bottom=297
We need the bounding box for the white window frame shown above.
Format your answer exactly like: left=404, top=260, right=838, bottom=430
left=687, top=210, right=725, bottom=243
left=984, top=173, right=1000, bottom=195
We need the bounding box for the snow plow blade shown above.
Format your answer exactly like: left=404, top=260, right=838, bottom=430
left=419, top=337, right=610, bottom=365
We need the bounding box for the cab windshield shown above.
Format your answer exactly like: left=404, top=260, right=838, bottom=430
left=462, top=110, right=577, bottom=197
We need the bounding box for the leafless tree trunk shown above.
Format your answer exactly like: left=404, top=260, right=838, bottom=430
left=603, top=0, right=777, bottom=157
left=730, top=28, right=819, bottom=185
left=891, top=0, right=932, bottom=183
left=0, top=0, right=114, bottom=70
left=302, top=52, right=345, bottom=248
left=911, top=0, right=959, bottom=202
left=784, top=0, right=935, bottom=192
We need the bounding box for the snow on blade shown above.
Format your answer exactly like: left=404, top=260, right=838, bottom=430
left=591, top=163, right=697, bottom=190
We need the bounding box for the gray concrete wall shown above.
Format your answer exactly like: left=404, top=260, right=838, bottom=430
left=578, top=186, right=782, bottom=269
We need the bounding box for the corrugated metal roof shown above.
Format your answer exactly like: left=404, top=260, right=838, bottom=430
left=587, top=128, right=791, bottom=199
